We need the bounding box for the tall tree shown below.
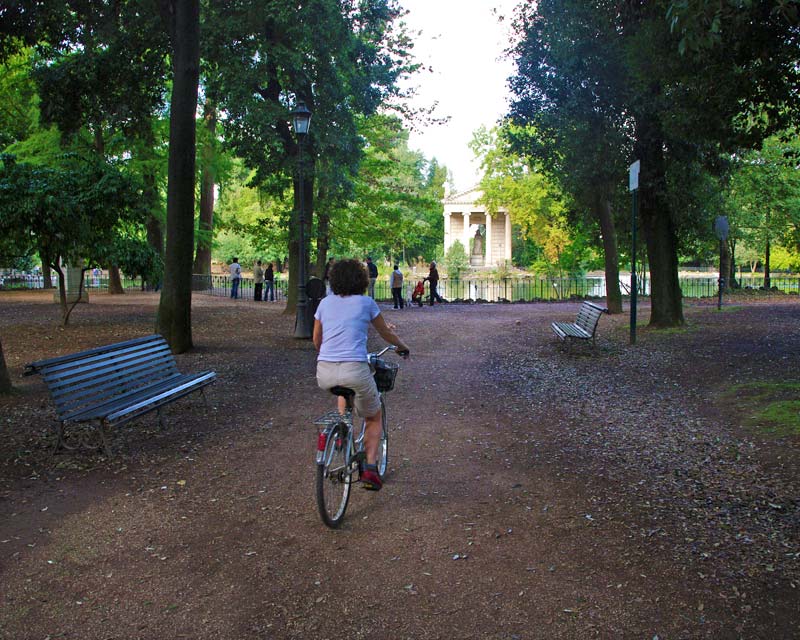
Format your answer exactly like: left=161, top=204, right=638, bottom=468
left=193, top=98, right=218, bottom=276
left=507, top=0, right=800, bottom=326
left=157, top=0, right=200, bottom=353
left=204, top=0, right=416, bottom=313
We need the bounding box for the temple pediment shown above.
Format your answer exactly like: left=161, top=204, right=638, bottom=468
left=443, top=185, right=483, bottom=205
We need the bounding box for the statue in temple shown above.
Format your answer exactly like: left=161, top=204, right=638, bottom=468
left=472, top=228, right=484, bottom=256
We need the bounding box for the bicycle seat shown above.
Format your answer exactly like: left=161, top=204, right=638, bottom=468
left=329, top=386, right=356, bottom=398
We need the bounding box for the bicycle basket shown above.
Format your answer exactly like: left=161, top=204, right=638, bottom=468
left=373, top=358, right=399, bottom=392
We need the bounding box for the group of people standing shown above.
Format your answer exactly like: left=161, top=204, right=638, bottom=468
left=230, top=255, right=443, bottom=307
left=229, top=258, right=275, bottom=301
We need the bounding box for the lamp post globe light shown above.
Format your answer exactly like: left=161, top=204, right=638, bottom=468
left=292, top=101, right=312, bottom=339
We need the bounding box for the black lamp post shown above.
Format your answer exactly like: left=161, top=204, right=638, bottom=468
left=292, top=101, right=312, bottom=339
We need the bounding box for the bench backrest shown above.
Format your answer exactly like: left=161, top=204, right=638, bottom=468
left=575, top=301, right=606, bottom=335
left=26, top=335, right=178, bottom=421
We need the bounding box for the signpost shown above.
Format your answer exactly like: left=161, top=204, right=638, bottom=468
left=714, top=215, right=729, bottom=311
left=629, top=160, right=640, bottom=345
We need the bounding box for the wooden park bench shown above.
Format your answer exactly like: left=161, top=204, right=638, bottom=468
left=551, top=301, right=608, bottom=350
left=24, top=334, right=217, bottom=455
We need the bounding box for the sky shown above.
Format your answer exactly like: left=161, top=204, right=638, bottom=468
left=398, top=0, right=519, bottom=194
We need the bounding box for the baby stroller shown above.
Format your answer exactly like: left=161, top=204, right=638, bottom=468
left=410, top=279, right=426, bottom=307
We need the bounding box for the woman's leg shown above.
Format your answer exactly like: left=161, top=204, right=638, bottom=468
left=363, top=410, right=382, bottom=465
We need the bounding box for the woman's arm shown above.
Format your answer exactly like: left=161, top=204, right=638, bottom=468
left=313, top=319, right=323, bottom=351
left=371, top=314, right=410, bottom=354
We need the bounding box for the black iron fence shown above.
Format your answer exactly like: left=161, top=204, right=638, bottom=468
left=3, top=271, right=797, bottom=302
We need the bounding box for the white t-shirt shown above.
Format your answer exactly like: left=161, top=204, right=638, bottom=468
left=230, top=263, right=241, bottom=279
left=314, top=294, right=380, bottom=362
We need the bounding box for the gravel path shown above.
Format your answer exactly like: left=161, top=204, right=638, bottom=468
left=0, top=291, right=797, bottom=639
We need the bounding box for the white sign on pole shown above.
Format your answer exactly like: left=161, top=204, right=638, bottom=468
left=629, top=160, right=640, bottom=191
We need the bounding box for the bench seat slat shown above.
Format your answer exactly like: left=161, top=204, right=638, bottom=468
left=65, top=372, right=215, bottom=423
left=105, top=372, right=217, bottom=424
left=57, top=372, right=186, bottom=421
left=24, top=335, right=166, bottom=375
left=42, top=347, right=176, bottom=390
left=47, top=354, right=177, bottom=403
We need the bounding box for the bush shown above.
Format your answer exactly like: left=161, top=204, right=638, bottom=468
left=443, top=240, right=469, bottom=280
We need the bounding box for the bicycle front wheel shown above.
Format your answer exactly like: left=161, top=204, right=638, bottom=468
left=316, top=422, right=352, bottom=528
left=377, top=395, right=389, bottom=477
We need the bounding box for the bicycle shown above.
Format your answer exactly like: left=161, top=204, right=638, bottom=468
left=314, top=345, right=402, bottom=528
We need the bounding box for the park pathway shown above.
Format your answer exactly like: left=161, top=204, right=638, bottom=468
left=0, top=292, right=797, bottom=638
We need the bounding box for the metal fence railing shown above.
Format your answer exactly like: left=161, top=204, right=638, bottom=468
left=190, top=274, right=289, bottom=302
left=3, top=272, right=798, bottom=302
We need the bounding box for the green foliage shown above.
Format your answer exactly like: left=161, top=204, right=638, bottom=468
left=726, top=132, right=800, bottom=268
left=471, top=124, right=592, bottom=273
left=330, top=114, right=444, bottom=263
left=443, top=240, right=469, bottom=280
left=0, top=153, right=146, bottom=269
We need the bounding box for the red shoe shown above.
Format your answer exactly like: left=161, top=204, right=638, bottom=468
left=361, top=465, right=382, bottom=491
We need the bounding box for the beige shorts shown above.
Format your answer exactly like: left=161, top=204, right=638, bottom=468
left=316, top=361, right=381, bottom=418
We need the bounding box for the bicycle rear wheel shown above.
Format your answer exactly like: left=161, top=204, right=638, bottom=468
left=316, top=422, right=352, bottom=528
left=377, top=396, right=389, bottom=477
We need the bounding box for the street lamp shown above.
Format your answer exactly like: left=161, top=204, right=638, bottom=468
left=291, top=101, right=312, bottom=339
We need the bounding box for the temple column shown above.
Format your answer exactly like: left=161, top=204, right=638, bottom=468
left=462, top=211, right=471, bottom=252
left=485, top=213, right=493, bottom=266
left=504, top=211, right=512, bottom=262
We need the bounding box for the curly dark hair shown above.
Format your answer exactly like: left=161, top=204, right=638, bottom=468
left=329, top=259, right=368, bottom=296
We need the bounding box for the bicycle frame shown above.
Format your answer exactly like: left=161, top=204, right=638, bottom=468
left=315, top=345, right=398, bottom=528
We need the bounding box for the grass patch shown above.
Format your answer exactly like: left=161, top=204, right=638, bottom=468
left=723, top=382, right=800, bottom=437
left=716, top=305, right=743, bottom=312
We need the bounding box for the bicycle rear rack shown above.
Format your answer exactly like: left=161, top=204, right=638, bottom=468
left=313, top=410, right=352, bottom=427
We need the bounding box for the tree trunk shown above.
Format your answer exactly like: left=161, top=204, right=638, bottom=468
left=595, top=196, right=622, bottom=314
left=635, top=116, right=684, bottom=327
left=719, top=238, right=732, bottom=293
left=764, top=237, right=771, bottom=289
left=0, top=337, right=12, bottom=394
left=108, top=265, right=125, bottom=294
left=193, top=100, right=216, bottom=276
left=157, top=0, right=200, bottom=354
left=314, top=186, right=329, bottom=279
left=285, top=144, right=315, bottom=315
left=40, top=248, right=54, bottom=290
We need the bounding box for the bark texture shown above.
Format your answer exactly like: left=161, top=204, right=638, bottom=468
left=596, top=197, right=623, bottom=314
left=157, top=0, right=200, bottom=353
left=635, top=114, right=684, bottom=327
left=193, top=101, right=216, bottom=277
left=0, top=338, right=12, bottom=394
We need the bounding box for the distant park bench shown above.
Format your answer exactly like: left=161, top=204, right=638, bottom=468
left=24, top=334, right=216, bottom=455
left=551, top=301, right=608, bottom=349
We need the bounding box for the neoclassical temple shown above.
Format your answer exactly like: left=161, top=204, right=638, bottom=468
left=442, top=186, right=512, bottom=267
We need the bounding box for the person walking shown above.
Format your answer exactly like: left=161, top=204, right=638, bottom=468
left=426, top=261, right=443, bottom=306
left=264, top=262, right=275, bottom=301
left=313, top=259, right=410, bottom=491
left=253, top=260, right=264, bottom=301
left=230, top=257, right=242, bottom=299
left=390, top=264, right=404, bottom=309
left=366, top=256, right=378, bottom=299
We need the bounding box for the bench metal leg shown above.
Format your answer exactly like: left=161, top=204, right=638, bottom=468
left=98, top=420, right=113, bottom=457
left=200, top=387, right=209, bottom=409
left=156, top=407, right=165, bottom=431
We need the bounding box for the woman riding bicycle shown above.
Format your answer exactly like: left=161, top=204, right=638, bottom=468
left=313, top=258, right=410, bottom=491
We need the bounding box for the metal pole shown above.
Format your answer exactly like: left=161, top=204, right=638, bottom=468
left=630, top=188, right=638, bottom=345
left=717, top=238, right=724, bottom=311
left=294, top=138, right=311, bottom=338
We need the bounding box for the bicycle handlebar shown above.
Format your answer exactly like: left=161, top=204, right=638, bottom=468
left=370, top=345, right=409, bottom=358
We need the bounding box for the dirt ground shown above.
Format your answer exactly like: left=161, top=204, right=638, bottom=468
left=0, top=289, right=798, bottom=639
